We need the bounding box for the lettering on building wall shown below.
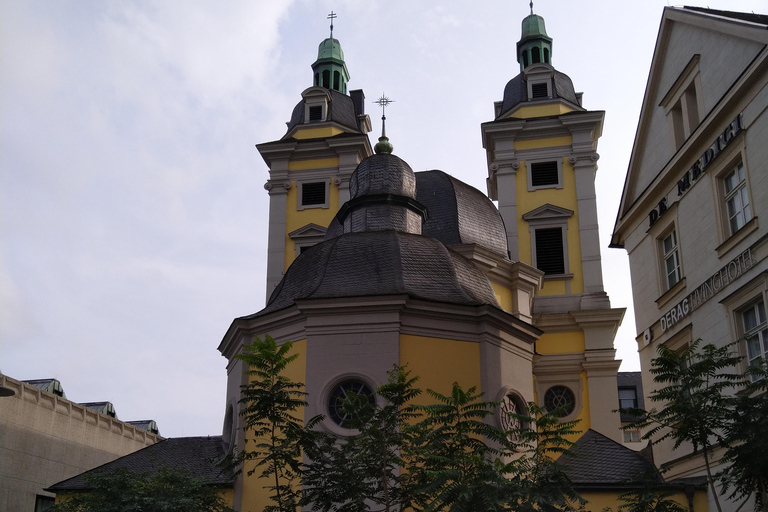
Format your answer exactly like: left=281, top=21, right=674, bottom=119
left=649, top=113, right=743, bottom=228
left=659, top=248, right=753, bottom=332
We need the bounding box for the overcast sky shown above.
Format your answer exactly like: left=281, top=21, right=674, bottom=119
left=2, top=0, right=763, bottom=438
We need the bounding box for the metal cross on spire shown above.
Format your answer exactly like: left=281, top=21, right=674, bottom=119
left=373, top=93, right=394, bottom=154
left=327, top=11, right=337, bottom=38
left=530, top=0, right=534, bottom=15
left=374, top=93, right=394, bottom=120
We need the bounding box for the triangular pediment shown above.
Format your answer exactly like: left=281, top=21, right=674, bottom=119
left=522, top=203, right=573, bottom=221
left=289, top=223, right=327, bottom=240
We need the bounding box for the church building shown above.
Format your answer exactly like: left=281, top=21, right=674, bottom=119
left=216, top=9, right=657, bottom=511
left=46, top=8, right=711, bottom=512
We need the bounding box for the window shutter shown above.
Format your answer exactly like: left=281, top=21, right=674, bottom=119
left=535, top=228, right=565, bottom=274
left=531, top=82, right=548, bottom=99
left=531, top=161, right=559, bottom=187
left=302, top=182, right=326, bottom=206
left=308, top=106, right=323, bottom=122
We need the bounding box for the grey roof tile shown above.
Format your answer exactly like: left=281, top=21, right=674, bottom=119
left=46, top=436, right=234, bottom=492
left=557, top=429, right=658, bottom=487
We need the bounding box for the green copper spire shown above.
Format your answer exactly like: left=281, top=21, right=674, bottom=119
left=374, top=94, right=394, bottom=155
left=516, top=2, right=553, bottom=72
left=312, top=12, right=350, bottom=94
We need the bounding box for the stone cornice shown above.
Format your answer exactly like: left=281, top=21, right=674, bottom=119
left=219, top=295, right=542, bottom=360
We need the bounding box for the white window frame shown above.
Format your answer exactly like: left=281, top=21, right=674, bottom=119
left=526, top=158, right=563, bottom=191
left=661, top=229, right=681, bottom=291
left=723, top=276, right=768, bottom=380
left=297, top=179, right=330, bottom=210
left=522, top=204, right=573, bottom=281
left=723, top=161, right=751, bottom=236
left=302, top=87, right=331, bottom=124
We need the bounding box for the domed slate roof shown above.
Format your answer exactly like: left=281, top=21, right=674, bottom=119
left=416, top=170, right=509, bottom=257
left=285, top=89, right=361, bottom=136
left=498, top=70, right=580, bottom=118
left=258, top=231, right=500, bottom=316
left=349, top=153, right=416, bottom=199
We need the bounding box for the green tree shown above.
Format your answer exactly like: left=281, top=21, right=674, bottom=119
left=50, top=467, right=233, bottom=512
left=300, top=366, right=424, bottom=512
left=623, top=340, right=767, bottom=512
left=718, top=360, right=768, bottom=512
left=507, top=402, right=584, bottom=512
left=235, top=335, right=320, bottom=512
left=238, top=339, right=584, bottom=512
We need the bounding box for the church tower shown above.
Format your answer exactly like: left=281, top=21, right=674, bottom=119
left=258, top=20, right=372, bottom=300
left=481, top=7, right=626, bottom=442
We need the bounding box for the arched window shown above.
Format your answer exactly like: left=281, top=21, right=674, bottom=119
left=543, top=48, right=550, bottom=64
left=523, top=52, right=529, bottom=68
left=333, top=71, right=341, bottom=91
left=532, top=47, right=541, bottom=64
left=322, top=70, right=330, bottom=89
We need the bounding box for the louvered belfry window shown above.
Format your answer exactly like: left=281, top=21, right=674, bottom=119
left=308, top=105, right=323, bottom=122
left=531, top=161, right=559, bottom=187
left=535, top=227, right=565, bottom=275
left=302, top=182, right=326, bottom=206
left=531, top=82, right=548, bottom=99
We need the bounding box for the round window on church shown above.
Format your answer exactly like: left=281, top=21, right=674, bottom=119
left=543, top=385, right=575, bottom=417
left=499, top=393, right=529, bottom=440
left=327, top=379, right=375, bottom=428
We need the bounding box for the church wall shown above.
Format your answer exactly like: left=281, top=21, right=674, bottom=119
left=577, top=490, right=703, bottom=512
left=509, top=103, right=577, bottom=119
left=292, top=126, right=344, bottom=140
left=513, top=136, right=586, bottom=298
left=399, top=335, right=482, bottom=398
left=536, top=332, right=585, bottom=354
left=239, top=338, right=306, bottom=512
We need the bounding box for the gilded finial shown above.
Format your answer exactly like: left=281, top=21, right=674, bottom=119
left=373, top=93, right=394, bottom=154
left=327, top=11, right=337, bottom=38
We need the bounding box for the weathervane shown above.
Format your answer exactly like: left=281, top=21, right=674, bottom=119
left=327, top=11, right=337, bottom=38
left=373, top=93, right=395, bottom=154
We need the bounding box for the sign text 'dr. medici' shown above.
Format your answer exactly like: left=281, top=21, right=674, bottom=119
left=649, top=113, right=743, bottom=228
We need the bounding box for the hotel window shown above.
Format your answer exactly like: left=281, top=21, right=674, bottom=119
left=623, top=431, right=641, bottom=443
left=661, top=230, right=681, bottom=290
left=618, top=388, right=638, bottom=410
left=723, top=161, right=751, bottom=236
left=742, top=301, right=768, bottom=379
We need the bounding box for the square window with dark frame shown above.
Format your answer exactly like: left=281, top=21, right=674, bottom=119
left=534, top=227, right=565, bottom=275
left=724, top=161, right=751, bottom=236
left=301, top=182, right=326, bottom=207
left=661, top=230, right=681, bottom=290
left=742, top=301, right=767, bottom=380
left=618, top=388, right=638, bottom=410
left=530, top=161, right=559, bottom=187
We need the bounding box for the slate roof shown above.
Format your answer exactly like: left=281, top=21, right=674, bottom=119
left=498, top=69, right=580, bottom=118
left=286, top=89, right=361, bottom=135
left=46, top=436, right=234, bottom=492
left=258, top=231, right=500, bottom=316
left=416, top=170, right=508, bottom=257
left=683, top=6, right=768, bottom=26
left=557, top=430, right=659, bottom=488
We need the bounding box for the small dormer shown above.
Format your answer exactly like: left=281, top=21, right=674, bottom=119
left=523, top=63, right=554, bottom=101
left=302, top=87, right=332, bottom=124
